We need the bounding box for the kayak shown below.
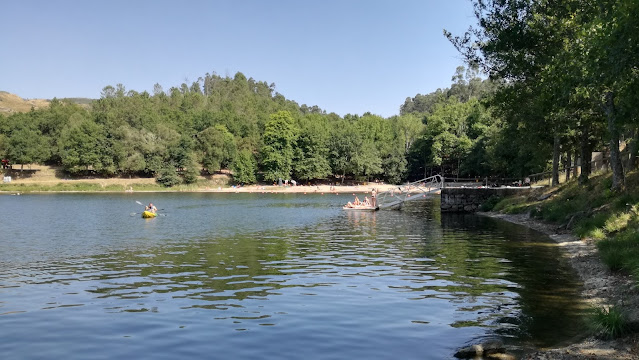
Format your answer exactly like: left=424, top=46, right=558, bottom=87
left=141, top=211, right=157, bottom=218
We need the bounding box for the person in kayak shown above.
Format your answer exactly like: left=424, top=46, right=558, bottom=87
left=146, top=203, right=157, bottom=213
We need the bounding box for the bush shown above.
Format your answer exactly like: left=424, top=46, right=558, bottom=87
left=479, top=195, right=502, bottom=211
left=603, top=212, right=632, bottom=234
left=156, top=167, right=181, bottom=187
left=598, top=230, right=639, bottom=273
left=590, top=306, right=628, bottom=339
left=575, top=212, right=610, bottom=239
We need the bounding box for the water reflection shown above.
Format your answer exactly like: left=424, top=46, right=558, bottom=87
left=0, top=194, right=586, bottom=359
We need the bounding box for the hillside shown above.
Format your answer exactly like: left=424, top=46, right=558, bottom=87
left=0, top=91, right=50, bottom=113
left=0, top=92, right=94, bottom=114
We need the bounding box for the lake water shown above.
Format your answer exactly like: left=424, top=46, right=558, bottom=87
left=0, top=192, right=586, bottom=359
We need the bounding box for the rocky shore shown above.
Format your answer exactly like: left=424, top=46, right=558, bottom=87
left=479, top=212, right=639, bottom=359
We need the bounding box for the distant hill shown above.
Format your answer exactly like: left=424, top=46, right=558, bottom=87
left=0, top=91, right=50, bottom=113
left=0, top=91, right=94, bottom=114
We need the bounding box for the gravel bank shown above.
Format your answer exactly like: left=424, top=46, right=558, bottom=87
left=479, top=212, right=639, bottom=359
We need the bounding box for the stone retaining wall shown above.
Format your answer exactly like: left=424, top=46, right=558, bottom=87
left=440, top=187, right=532, bottom=212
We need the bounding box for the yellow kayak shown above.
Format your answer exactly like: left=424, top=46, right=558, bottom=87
left=141, top=211, right=157, bottom=218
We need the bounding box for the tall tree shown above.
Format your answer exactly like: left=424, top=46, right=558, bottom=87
left=260, top=111, right=297, bottom=182
left=293, top=114, right=332, bottom=181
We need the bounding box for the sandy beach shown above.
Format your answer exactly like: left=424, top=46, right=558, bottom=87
left=194, top=183, right=402, bottom=194
left=0, top=165, right=411, bottom=195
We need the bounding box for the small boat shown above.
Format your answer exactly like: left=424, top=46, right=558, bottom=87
left=141, top=211, right=157, bottom=218
left=343, top=205, right=379, bottom=211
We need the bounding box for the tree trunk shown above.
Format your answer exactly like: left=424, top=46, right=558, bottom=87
left=552, top=135, right=560, bottom=186
left=573, top=149, right=579, bottom=178
left=565, top=151, right=571, bottom=182
left=605, top=91, right=624, bottom=191
left=578, top=124, right=591, bottom=185
left=628, top=126, right=638, bottom=171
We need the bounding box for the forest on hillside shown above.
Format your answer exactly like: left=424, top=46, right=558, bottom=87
left=1, top=1, right=636, bottom=188
left=0, top=69, right=502, bottom=186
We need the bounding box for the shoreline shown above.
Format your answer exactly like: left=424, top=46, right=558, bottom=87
left=478, top=212, right=639, bottom=359
left=0, top=183, right=404, bottom=194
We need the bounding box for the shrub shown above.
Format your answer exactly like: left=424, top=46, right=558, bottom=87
left=590, top=306, right=628, bottom=339
left=598, top=231, right=639, bottom=274
left=479, top=195, right=502, bottom=211
left=575, top=213, right=610, bottom=239
left=603, top=212, right=632, bottom=234
left=156, top=167, right=181, bottom=187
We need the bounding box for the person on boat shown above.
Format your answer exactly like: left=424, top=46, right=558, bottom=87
left=371, top=188, right=377, bottom=208
left=353, top=196, right=361, bottom=206
left=363, top=196, right=371, bottom=207
left=146, top=203, right=157, bottom=213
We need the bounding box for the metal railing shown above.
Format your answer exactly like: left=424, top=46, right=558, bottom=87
left=376, top=174, right=444, bottom=210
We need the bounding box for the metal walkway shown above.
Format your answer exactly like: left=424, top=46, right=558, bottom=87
left=376, top=175, right=444, bottom=210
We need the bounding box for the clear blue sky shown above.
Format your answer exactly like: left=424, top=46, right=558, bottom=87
left=1, top=0, right=476, bottom=117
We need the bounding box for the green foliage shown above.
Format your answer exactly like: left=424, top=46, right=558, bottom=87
left=575, top=213, right=610, bottom=239
left=491, top=195, right=529, bottom=214
left=58, top=116, right=108, bottom=174
left=181, top=153, right=201, bottom=184
left=445, top=0, right=639, bottom=188
left=603, top=213, right=632, bottom=234
left=589, top=306, right=629, bottom=339
left=479, top=195, right=502, bottom=211
left=598, top=229, right=639, bottom=273
left=197, top=125, right=237, bottom=173
left=292, top=114, right=331, bottom=181
left=260, top=111, right=297, bottom=182
left=231, top=150, right=257, bottom=185
left=8, top=127, right=50, bottom=167
left=156, top=167, right=181, bottom=187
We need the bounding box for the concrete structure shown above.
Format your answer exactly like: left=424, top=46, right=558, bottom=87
left=440, top=187, right=532, bottom=213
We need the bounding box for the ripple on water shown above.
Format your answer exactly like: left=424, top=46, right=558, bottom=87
left=0, top=194, right=587, bottom=359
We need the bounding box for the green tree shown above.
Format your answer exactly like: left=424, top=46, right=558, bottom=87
left=197, top=125, right=237, bottom=173
left=8, top=127, right=50, bottom=169
left=293, top=114, right=332, bottom=181
left=232, top=150, right=257, bottom=184
left=260, top=111, right=297, bottom=182
left=58, top=116, right=110, bottom=174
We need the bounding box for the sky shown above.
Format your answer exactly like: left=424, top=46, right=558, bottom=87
left=1, top=0, right=477, bottom=118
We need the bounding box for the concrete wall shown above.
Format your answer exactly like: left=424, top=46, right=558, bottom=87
left=440, top=187, right=532, bottom=212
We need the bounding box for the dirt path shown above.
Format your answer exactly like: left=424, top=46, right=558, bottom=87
left=480, top=212, right=639, bottom=359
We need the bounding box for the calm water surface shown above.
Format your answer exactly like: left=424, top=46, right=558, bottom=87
left=0, top=193, right=585, bottom=359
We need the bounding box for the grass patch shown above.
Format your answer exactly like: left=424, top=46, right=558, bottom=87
left=598, top=230, right=639, bottom=273
left=0, top=182, right=105, bottom=192
left=589, top=305, right=629, bottom=339
left=575, top=212, right=610, bottom=239
left=492, top=195, right=530, bottom=214
left=603, top=212, right=632, bottom=234
left=479, top=195, right=502, bottom=211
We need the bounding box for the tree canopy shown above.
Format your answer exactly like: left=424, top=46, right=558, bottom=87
left=5, top=1, right=633, bottom=191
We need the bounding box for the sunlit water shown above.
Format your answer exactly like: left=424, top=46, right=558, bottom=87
left=0, top=192, right=585, bottom=359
